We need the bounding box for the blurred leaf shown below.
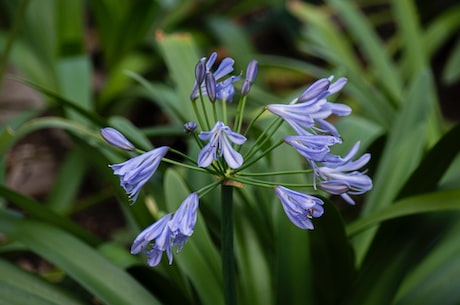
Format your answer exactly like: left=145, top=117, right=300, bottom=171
left=398, top=123, right=460, bottom=199
left=0, top=211, right=160, bottom=305
left=424, top=5, right=460, bottom=58
left=394, top=220, right=460, bottom=305
left=208, top=17, right=256, bottom=66
left=56, top=55, right=92, bottom=122
left=234, top=202, right=272, bottom=305
left=155, top=32, right=205, bottom=123
left=0, top=117, right=102, bottom=155
left=164, top=168, right=223, bottom=305
left=19, top=79, right=105, bottom=126
left=442, top=36, right=460, bottom=84
left=0, top=185, right=100, bottom=246
left=310, top=202, right=355, bottom=305
left=329, top=0, right=403, bottom=103
left=0, top=258, right=86, bottom=305
left=126, top=72, right=184, bottom=124
left=391, top=0, right=427, bottom=77
left=355, top=69, right=435, bottom=263
left=346, top=212, right=456, bottom=305
left=347, top=189, right=460, bottom=236
left=46, top=149, right=86, bottom=214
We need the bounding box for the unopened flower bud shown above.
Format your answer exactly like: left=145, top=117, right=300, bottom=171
left=184, top=121, right=197, bottom=134
left=101, top=127, right=135, bottom=151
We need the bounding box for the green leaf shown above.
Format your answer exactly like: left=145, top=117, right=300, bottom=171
left=46, top=149, right=86, bottom=214
left=19, top=79, right=106, bottom=126
left=329, top=0, right=403, bottom=102
left=0, top=258, right=86, bottom=305
left=394, top=220, right=460, bottom=305
left=310, top=202, right=355, bottom=305
left=163, top=168, right=223, bottom=305
left=355, top=69, right=435, bottom=263
left=0, top=211, right=160, bottom=305
left=398, top=123, right=460, bottom=199
left=346, top=212, right=456, bottom=305
left=391, top=0, right=427, bottom=77
left=347, top=189, right=460, bottom=236
left=442, top=36, right=460, bottom=84
left=0, top=185, right=100, bottom=246
left=155, top=32, right=201, bottom=123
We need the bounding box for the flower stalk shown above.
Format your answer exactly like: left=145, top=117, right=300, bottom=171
left=221, top=185, right=237, bottom=305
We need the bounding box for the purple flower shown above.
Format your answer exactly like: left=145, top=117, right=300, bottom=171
left=198, top=121, right=247, bottom=169
left=274, top=186, right=324, bottom=230
left=110, top=146, right=169, bottom=202
left=216, top=75, right=241, bottom=102
left=190, top=52, right=236, bottom=100
left=101, top=127, right=135, bottom=151
left=241, top=60, right=258, bottom=96
left=130, top=193, right=199, bottom=267
left=267, top=77, right=351, bottom=137
left=184, top=121, right=197, bottom=133
left=284, top=134, right=341, bottom=163
left=168, top=193, right=199, bottom=252
left=317, top=142, right=372, bottom=205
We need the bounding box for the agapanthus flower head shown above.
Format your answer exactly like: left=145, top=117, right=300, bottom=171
left=101, top=127, right=135, bottom=151
left=110, top=146, right=169, bottom=202
left=198, top=121, right=247, bottom=169
left=190, top=52, right=236, bottom=100
left=317, top=142, right=372, bottom=205
left=274, top=186, right=324, bottom=230
left=130, top=193, right=199, bottom=267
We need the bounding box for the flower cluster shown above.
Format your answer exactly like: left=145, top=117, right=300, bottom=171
left=101, top=52, right=372, bottom=266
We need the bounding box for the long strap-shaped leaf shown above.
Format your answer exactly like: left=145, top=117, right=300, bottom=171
left=0, top=210, right=161, bottom=305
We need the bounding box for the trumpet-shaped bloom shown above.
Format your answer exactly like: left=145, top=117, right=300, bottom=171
left=101, top=127, right=135, bottom=151
left=190, top=52, right=236, bottom=100
left=274, top=186, right=324, bottom=230
left=131, top=193, right=199, bottom=267
left=267, top=77, right=350, bottom=137
left=198, top=121, right=246, bottom=169
left=110, top=146, right=169, bottom=202
left=284, top=135, right=341, bottom=163
left=317, top=142, right=372, bottom=205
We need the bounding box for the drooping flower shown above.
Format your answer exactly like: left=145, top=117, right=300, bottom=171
left=168, top=193, right=199, bottom=252
left=274, top=185, right=324, bottom=230
left=284, top=134, right=342, bottom=163
left=190, top=52, right=236, bottom=100
left=198, top=121, right=247, bottom=169
left=317, top=142, right=372, bottom=205
left=101, top=127, right=135, bottom=151
left=110, top=146, right=169, bottom=202
left=131, top=213, right=173, bottom=267
left=130, top=193, right=199, bottom=267
left=267, top=77, right=351, bottom=137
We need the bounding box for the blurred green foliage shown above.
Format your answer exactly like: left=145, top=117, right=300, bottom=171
left=1, top=0, right=460, bottom=304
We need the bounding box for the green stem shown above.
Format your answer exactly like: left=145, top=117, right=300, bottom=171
left=232, top=176, right=314, bottom=188
left=221, top=185, right=236, bottom=305
left=239, top=169, right=314, bottom=176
